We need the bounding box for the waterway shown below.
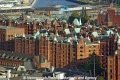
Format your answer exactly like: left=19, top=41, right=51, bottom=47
left=33, top=0, right=80, bottom=8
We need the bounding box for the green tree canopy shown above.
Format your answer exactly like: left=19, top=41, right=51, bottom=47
left=83, top=54, right=105, bottom=76
left=81, top=7, right=90, bottom=25
left=71, top=11, right=80, bottom=18
left=90, top=19, right=97, bottom=25
left=97, top=76, right=105, bottom=80
left=68, top=11, right=80, bottom=24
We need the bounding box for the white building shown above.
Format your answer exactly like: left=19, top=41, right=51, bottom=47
left=53, top=72, right=66, bottom=80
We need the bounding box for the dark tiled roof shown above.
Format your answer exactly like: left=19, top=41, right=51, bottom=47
left=24, top=62, right=36, bottom=70
left=0, top=50, right=34, bottom=61
left=25, top=34, right=33, bottom=38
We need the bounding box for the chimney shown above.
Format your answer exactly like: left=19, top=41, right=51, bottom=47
left=8, top=19, right=12, bottom=26
left=63, top=24, right=68, bottom=29
left=54, top=29, right=58, bottom=35
left=114, top=35, right=117, bottom=42
left=84, top=32, right=88, bottom=38
left=92, top=25, right=96, bottom=31
left=91, top=35, right=94, bottom=42
left=33, top=20, right=36, bottom=35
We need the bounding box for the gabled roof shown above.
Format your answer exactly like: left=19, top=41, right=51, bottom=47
left=97, top=9, right=120, bottom=26
left=0, top=50, right=34, bottom=61
left=0, top=14, right=8, bottom=20
left=104, top=13, right=111, bottom=22
left=73, top=28, right=81, bottom=33
left=117, top=35, right=120, bottom=44
left=73, top=18, right=80, bottom=26
left=98, top=13, right=106, bottom=24
left=62, top=20, right=67, bottom=24
left=0, top=66, right=6, bottom=71
left=105, top=29, right=114, bottom=36
left=23, top=62, right=35, bottom=70
left=107, top=9, right=115, bottom=22
left=64, top=29, right=70, bottom=34
left=78, top=18, right=82, bottom=26
left=92, top=31, right=99, bottom=38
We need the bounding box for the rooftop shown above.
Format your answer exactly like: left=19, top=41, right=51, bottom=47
left=0, top=50, right=35, bottom=61
left=0, top=26, right=18, bottom=30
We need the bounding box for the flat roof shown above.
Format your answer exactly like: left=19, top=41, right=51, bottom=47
left=0, top=26, right=18, bottom=30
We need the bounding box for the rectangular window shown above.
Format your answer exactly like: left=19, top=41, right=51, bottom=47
left=80, top=54, right=83, bottom=56
left=110, top=65, right=112, bottom=68
left=110, top=75, right=112, bottom=79
left=89, top=46, right=91, bottom=48
left=72, top=54, right=75, bottom=56
left=93, top=46, right=96, bottom=48
left=80, top=46, right=83, bottom=49
left=8, top=35, right=10, bottom=37
left=80, top=50, right=83, bottom=52
left=72, top=62, right=75, bottom=64
left=72, top=58, right=75, bottom=60
left=8, top=38, right=11, bottom=40
left=110, top=60, right=112, bottom=63
left=93, top=50, right=96, bottom=52
left=110, top=70, right=112, bottom=73
left=11, top=35, right=13, bottom=37
left=73, top=49, right=75, bottom=52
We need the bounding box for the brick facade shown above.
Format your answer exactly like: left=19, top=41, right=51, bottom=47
left=14, top=36, right=100, bottom=69
left=0, top=26, right=24, bottom=51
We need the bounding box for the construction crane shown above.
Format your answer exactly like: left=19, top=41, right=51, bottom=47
left=59, top=5, right=71, bottom=19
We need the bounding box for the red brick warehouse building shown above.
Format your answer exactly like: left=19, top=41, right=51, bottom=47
left=14, top=29, right=100, bottom=69
left=0, top=26, right=24, bottom=51
left=98, top=9, right=120, bottom=27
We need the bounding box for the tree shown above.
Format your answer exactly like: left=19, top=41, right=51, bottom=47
left=83, top=62, right=89, bottom=72
left=68, top=11, right=80, bottom=24
left=90, top=19, right=98, bottom=25
left=71, top=11, right=80, bottom=18
left=83, top=53, right=104, bottom=76
left=97, top=76, right=105, bottom=80
left=81, top=7, right=90, bottom=25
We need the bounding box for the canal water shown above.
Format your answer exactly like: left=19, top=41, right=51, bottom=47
left=33, top=0, right=80, bottom=8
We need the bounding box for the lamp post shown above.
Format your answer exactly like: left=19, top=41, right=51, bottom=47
left=93, top=52, right=96, bottom=78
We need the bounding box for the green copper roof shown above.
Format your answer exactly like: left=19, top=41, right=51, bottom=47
left=33, top=31, right=40, bottom=39
left=73, top=18, right=80, bottom=26
left=92, top=31, right=99, bottom=37
left=74, top=28, right=81, bottom=33
left=64, top=29, right=70, bottom=34
left=79, top=18, right=82, bottom=26
left=115, top=51, right=118, bottom=55
left=105, top=29, right=114, bottom=36
left=22, top=34, right=26, bottom=38
left=117, top=36, right=120, bottom=44
left=62, top=20, right=67, bottom=24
